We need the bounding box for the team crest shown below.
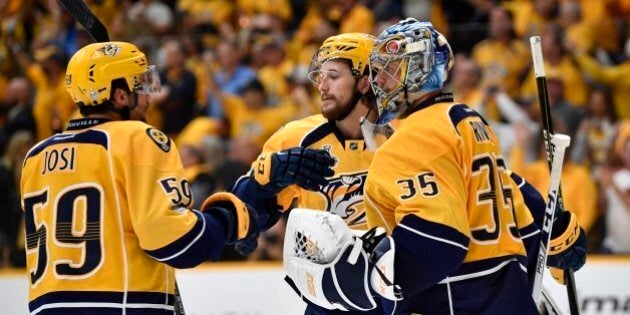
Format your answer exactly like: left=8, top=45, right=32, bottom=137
left=319, top=171, right=367, bottom=227
left=98, top=43, right=122, bottom=56
left=146, top=128, right=171, bottom=152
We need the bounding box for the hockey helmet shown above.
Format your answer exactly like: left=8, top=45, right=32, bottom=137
left=308, top=33, right=376, bottom=84
left=65, top=41, right=161, bottom=107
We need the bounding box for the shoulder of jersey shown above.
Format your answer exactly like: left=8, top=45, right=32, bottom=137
left=274, top=114, right=327, bottom=137
left=104, top=121, right=173, bottom=153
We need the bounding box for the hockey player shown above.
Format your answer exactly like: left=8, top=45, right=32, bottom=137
left=20, top=41, right=276, bottom=314
left=231, top=33, right=378, bottom=234
left=230, top=32, right=381, bottom=314
left=282, top=19, right=586, bottom=314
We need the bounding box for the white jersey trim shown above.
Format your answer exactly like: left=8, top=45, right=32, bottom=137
left=438, top=257, right=526, bottom=284
left=521, top=229, right=541, bottom=240
left=398, top=223, right=468, bottom=251
left=31, top=302, right=175, bottom=315
left=149, top=209, right=207, bottom=262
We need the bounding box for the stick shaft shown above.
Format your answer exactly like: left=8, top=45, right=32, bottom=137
left=530, top=36, right=580, bottom=315
left=531, top=134, right=570, bottom=305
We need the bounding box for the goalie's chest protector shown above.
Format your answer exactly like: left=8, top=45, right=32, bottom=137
left=272, top=116, right=374, bottom=229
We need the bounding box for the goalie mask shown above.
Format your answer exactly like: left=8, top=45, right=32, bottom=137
left=369, top=18, right=454, bottom=124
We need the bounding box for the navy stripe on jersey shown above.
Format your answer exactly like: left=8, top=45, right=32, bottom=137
left=448, top=104, right=490, bottom=135
left=301, top=120, right=354, bottom=148
left=391, top=214, right=469, bottom=295
left=146, top=210, right=227, bottom=267
left=29, top=290, right=174, bottom=314
left=387, top=259, right=537, bottom=314
left=26, top=130, right=108, bottom=160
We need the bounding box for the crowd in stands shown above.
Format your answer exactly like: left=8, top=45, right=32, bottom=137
left=1, top=0, right=629, bottom=267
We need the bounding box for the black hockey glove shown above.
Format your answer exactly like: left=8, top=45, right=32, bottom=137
left=201, top=192, right=260, bottom=256
left=253, top=147, right=335, bottom=192
left=547, top=210, right=587, bottom=284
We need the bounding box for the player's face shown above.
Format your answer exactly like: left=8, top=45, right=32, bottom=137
left=372, top=59, right=403, bottom=96
left=315, top=60, right=358, bottom=120
left=130, top=92, right=150, bottom=122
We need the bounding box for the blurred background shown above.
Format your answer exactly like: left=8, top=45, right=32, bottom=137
left=0, top=0, right=629, bottom=313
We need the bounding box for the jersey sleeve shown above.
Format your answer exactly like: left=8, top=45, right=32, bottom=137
left=509, top=172, right=542, bottom=286
left=228, top=122, right=302, bottom=229
left=122, top=125, right=228, bottom=266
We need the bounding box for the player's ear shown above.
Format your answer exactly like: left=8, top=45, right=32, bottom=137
left=358, top=75, right=371, bottom=94
left=112, top=87, right=130, bottom=106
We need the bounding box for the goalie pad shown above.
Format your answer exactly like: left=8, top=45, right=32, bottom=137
left=283, top=209, right=400, bottom=311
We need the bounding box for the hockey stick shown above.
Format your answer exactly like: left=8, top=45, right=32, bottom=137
left=57, top=0, right=109, bottom=42
left=530, top=36, right=580, bottom=315
left=530, top=134, right=570, bottom=307
left=56, top=1, right=185, bottom=314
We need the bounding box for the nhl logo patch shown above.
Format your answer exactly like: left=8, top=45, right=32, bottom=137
left=146, top=128, right=171, bottom=152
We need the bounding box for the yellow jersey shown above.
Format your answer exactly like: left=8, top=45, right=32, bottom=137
left=365, top=93, right=536, bottom=313
left=21, top=118, right=229, bottom=314
left=234, top=114, right=374, bottom=229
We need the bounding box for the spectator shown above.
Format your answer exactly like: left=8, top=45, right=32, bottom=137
left=0, top=77, right=35, bottom=154
left=205, top=39, right=257, bottom=119
left=521, top=24, right=589, bottom=108
left=597, top=121, right=630, bottom=253
left=9, top=44, right=74, bottom=141
left=0, top=130, right=34, bottom=267
left=472, top=6, right=529, bottom=100
left=511, top=115, right=598, bottom=233
left=151, top=39, right=198, bottom=137
left=572, top=87, right=619, bottom=172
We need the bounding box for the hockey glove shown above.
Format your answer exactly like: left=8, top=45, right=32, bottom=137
left=546, top=210, right=587, bottom=284
left=283, top=209, right=401, bottom=311
left=201, top=192, right=260, bottom=256
left=253, top=147, right=335, bottom=193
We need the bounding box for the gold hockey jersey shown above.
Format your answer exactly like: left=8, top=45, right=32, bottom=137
left=365, top=95, right=531, bottom=270
left=364, top=94, right=537, bottom=313
left=258, top=114, right=374, bottom=228
left=21, top=118, right=211, bottom=314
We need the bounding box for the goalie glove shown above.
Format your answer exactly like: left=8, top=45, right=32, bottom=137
left=201, top=192, right=260, bottom=256
left=283, top=209, right=401, bottom=311
left=253, top=147, right=335, bottom=193
left=547, top=210, right=587, bottom=284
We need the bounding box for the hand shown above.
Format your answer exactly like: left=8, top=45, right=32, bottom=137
left=546, top=210, right=587, bottom=284
left=253, top=147, right=335, bottom=192
left=201, top=192, right=260, bottom=256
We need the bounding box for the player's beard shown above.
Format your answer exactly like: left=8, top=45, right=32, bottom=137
left=321, top=94, right=354, bottom=121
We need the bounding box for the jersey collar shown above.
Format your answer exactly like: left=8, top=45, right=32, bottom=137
left=66, top=118, right=113, bottom=131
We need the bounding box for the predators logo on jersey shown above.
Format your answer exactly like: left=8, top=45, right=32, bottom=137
left=320, top=172, right=367, bottom=226
left=260, top=115, right=374, bottom=229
